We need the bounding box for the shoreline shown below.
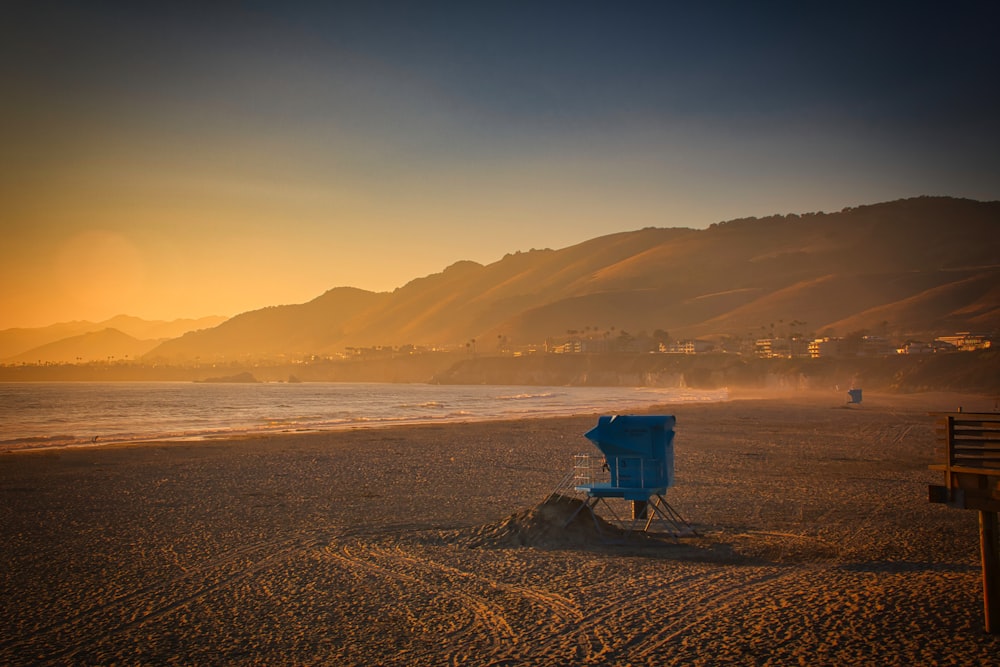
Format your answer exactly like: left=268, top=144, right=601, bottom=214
left=5, top=387, right=995, bottom=457
left=1, top=383, right=731, bottom=455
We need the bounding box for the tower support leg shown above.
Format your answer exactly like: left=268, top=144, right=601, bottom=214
left=981, top=510, right=999, bottom=634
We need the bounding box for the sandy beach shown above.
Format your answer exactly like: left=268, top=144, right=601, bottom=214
left=2, top=390, right=999, bottom=665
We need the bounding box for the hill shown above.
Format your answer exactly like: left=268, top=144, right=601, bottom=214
left=0, top=315, right=227, bottom=361
left=144, top=197, right=999, bottom=363
left=5, top=328, right=161, bottom=364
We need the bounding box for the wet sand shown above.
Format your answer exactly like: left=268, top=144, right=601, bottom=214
left=2, top=391, right=998, bottom=665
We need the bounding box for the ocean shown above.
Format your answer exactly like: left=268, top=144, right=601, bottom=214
left=0, top=382, right=728, bottom=452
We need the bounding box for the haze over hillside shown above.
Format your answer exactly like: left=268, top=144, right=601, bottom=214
left=140, top=197, right=998, bottom=363
left=0, top=315, right=227, bottom=362
left=6, top=329, right=160, bottom=365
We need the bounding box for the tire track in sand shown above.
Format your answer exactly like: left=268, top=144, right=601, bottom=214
left=524, top=566, right=741, bottom=664
left=320, top=541, right=521, bottom=666
left=370, top=544, right=584, bottom=624
left=625, top=566, right=803, bottom=662
left=2, top=533, right=326, bottom=665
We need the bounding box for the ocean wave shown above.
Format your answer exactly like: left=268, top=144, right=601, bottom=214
left=0, top=434, right=83, bottom=450
left=396, top=401, right=446, bottom=409
left=1, top=383, right=729, bottom=451
left=495, top=392, right=558, bottom=401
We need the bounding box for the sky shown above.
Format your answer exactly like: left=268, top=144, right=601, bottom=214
left=2, top=1, right=999, bottom=329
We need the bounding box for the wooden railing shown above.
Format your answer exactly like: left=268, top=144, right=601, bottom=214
left=929, top=413, right=1000, bottom=512
left=929, top=411, right=1000, bottom=634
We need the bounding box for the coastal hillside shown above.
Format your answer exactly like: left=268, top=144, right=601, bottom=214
left=5, top=328, right=161, bottom=364
left=142, top=197, right=999, bottom=362
left=0, top=315, right=226, bottom=361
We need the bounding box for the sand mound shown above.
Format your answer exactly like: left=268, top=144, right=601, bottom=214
left=450, top=494, right=626, bottom=549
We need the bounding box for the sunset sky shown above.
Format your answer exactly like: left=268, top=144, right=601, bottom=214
left=2, top=1, right=998, bottom=329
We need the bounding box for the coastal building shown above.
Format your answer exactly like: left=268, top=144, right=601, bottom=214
left=858, top=335, right=892, bottom=357
left=753, top=337, right=808, bottom=359
left=551, top=339, right=583, bottom=354
left=935, top=332, right=993, bottom=352
left=808, top=337, right=841, bottom=358
left=897, top=341, right=934, bottom=355
left=661, top=340, right=713, bottom=355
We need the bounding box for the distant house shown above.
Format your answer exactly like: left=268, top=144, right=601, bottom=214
left=897, top=341, right=934, bottom=355
left=753, top=337, right=807, bottom=359
left=661, top=340, right=713, bottom=355
left=858, top=335, right=892, bottom=357
left=789, top=338, right=811, bottom=358
left=754, top=338, right=777, bottom=358
left=581, top=338, right=610, bottom=354
left=808, top=337, right=841, bottom=358
left=935, top=332, right=993, bottom=352
left=551, top=339, right=583, bottom=354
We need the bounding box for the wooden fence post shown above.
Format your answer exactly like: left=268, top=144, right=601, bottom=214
left=982, top=510, right=1000, bottom=634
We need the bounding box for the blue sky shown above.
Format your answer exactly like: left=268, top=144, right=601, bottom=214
left=2, top=1, right=998, bottom=327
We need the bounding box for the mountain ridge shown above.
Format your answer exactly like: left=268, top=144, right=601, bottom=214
left=7, top=196, right=998, bottom=364
left=0, top=315, right=228, bottom=361
left=145, top=196, right=1000, bottom=361
left=5, top=328, right=161, bottom=364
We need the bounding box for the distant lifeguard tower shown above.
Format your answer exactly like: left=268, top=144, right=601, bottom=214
left=555, top=415, right=694, bottom=537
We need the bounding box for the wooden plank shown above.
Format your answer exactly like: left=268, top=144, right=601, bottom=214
left=947, top=416, right=957, bottom=473
left=932, top=412, right=1000, bottom=418
left=935, top=424, right=999, bottom=434
left=957, top=496, right=1000, bottom=513
left=951, top=439, right=1000, bottom=447
left=952, top=431, right=1000, bottom=438
left=967, top=497, right=1000, bottom=513
left=929, top=463, right=1000, bottom=476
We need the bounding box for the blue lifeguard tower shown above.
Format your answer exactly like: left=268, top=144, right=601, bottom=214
left=559, top=415, right=695, bottom=536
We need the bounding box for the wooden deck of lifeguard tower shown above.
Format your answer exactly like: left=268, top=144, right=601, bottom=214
left=928, top=410, right=1000, bottom=634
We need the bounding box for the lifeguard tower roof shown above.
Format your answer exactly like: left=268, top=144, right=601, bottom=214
left=577, top=415, right=676, bottom=501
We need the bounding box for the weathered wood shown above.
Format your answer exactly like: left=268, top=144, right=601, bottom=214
left=929, top=411, right=1000, bottom=634
left=952, top=428, right=1000, bottom=442
left=952, top=441, right=1000, bottom=449
left=981, top=511, right=999, bottom=634
left=930, top=463, right=1000, bottom=476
